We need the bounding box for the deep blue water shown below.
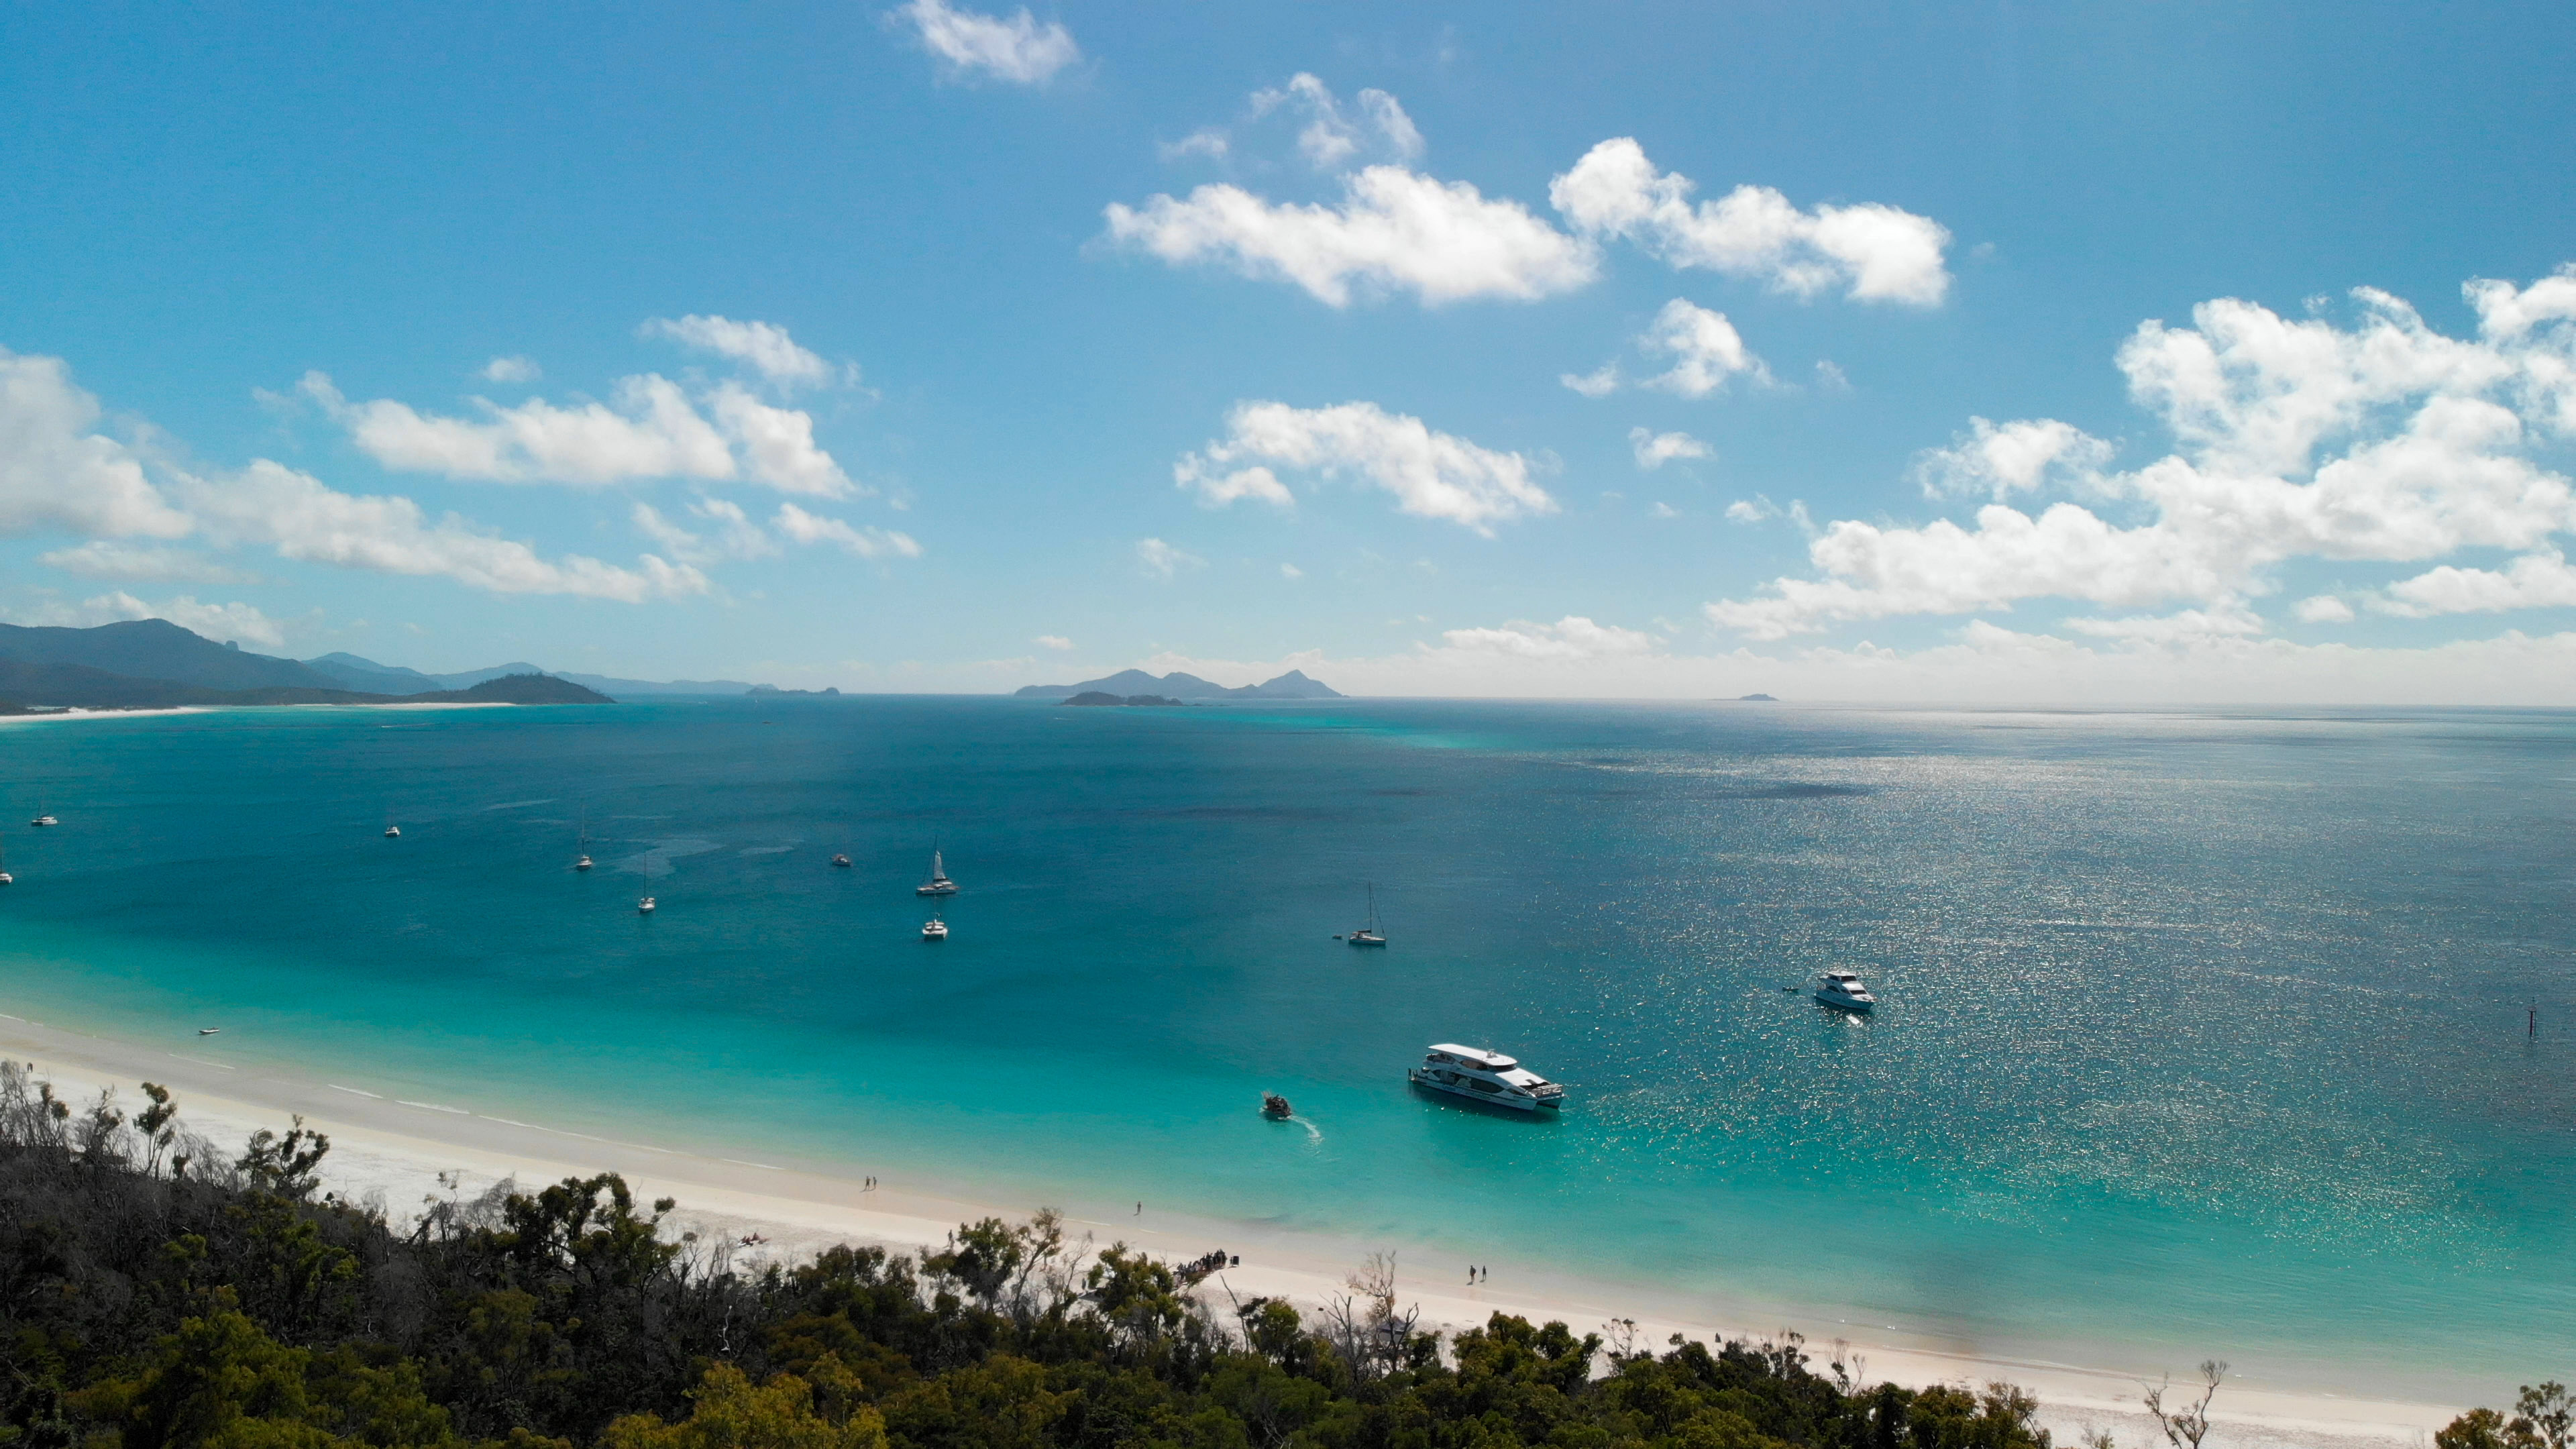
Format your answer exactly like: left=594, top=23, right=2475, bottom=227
left=2, top=698, right=2571, bottom=1395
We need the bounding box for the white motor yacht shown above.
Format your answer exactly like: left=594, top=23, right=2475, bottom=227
left=921, top=914, right=949, bottom=941
left=30, top=813, right=58, bottom=828
left=916, top=846, right=958, bottom=896
left=1815, top=970, right=1876, bottom=1012
left=1407, top=1044, right=1564, bottom=1111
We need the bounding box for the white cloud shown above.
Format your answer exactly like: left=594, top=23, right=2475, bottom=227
left=1705, top=276, right=2576, bottom=640
left=2295, top=595, right=2357, bottom=624
left=1912, top=417, right=2114, bottom=500
left=1437, top=614, right=1660, bottom=660
left=706, top=382, right=857, bottom=496
left=1159, top=129, right=1230, bottom=162
left=1724, top=498, right=1779, bottom=524
left=1815, top=360, right=1851, bottom=392
left=1550, top=138, right=1953, bottom=305
left=301, top=370, right=853, bottom=496
left=9, top=591, right=290, bottom=651
left=1649, top=502, right=1680, bottom=519
left=1104, top=166, right=1597, bottom=308
left=1175, top=400, right=1555, bottom=533
left=480, top=356, right=541, bottom=384
left=180, top=460, right=708, bottom=602
left=640, top=315, right=837, bottom=389
left=1135, top=537, right=1204, bottom=578
left=772, top=502, right=922, bottom=559
left=1279, top=561, right=1303, bottom=580
left=1247, top=73, right=1424, bottom=171
left=1034, top=634, right=1073, bottom=649
left=38, top=541, right=258, bottom=584
left=0, top=350, right=194, bottom=540
left=1639, top=299, right=1768, bottom=396
left=2379, top=551, right=2576, bottom=616
left=894, top=0, right=1079, bottom=84
left=631, top=498, right=782, bottom=566
left=1559, top=364, right=1621, bottom=398
left=1629, top=427, right=1710, bottom=470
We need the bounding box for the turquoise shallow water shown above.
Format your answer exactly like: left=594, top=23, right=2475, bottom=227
left=2, top=698, right=2571, bottom=1397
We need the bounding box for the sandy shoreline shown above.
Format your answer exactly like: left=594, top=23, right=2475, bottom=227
left=0, top=1011, right=2463, bottom=1449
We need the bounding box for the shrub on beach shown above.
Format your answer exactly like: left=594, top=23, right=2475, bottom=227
left=0, top=1067, right=2069, bottom=1449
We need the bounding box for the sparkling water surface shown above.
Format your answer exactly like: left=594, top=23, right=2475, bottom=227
left=2, top=698, right=2569, bottom=1398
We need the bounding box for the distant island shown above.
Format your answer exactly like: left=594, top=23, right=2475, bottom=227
left=748, top=684, right=841, bottom=696
left=0, top=621, right=614, bottom=711
left=1061, top=692, right=1185, bottom=707
left=1737, top=693, right=1778, bottom=702
left=1016, top=668, right=1342, bottom=701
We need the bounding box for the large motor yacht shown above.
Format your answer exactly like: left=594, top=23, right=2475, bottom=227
left=1407, top=1044, right=1564, bottom=1111
left=1814, top=970, right=1876, bottom=1012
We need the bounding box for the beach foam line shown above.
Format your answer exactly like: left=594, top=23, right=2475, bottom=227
left=721, top=1158, right=784, bottom=1171
left=168, top=1054, right=235, bottom=1069
left=329, top=1085, right=384, bottom=1099
left=395, top=1099, right=470, bottom=1115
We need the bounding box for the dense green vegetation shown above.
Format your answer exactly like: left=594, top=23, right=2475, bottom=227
left=0, top=1066, right=2553, bottom=1449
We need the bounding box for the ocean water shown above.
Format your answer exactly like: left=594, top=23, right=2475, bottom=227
left=1, top=698, right=2570, bottom=1397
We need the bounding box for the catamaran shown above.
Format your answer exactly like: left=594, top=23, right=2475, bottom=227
left=921, top=912, right=949, bottom=941
left=1344, top=883, right=1387, bottom=947
left=1407, top=1044, right=1564, bottom=1112
left=916, top=845, right=958, bottom=896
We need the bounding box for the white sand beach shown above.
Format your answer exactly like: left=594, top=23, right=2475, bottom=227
left=0, top=1012, right=2463, bottom=1449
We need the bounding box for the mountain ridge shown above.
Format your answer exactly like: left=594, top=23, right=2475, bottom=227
left=1015, top=668, right=1342, bottom=700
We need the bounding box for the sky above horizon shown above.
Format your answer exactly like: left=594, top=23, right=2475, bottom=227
left=6, top=1, right=2576, bottom=701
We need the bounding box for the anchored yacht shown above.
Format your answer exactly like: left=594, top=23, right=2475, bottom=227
left=1814, top=970, right=1876, bottom=1012
left=921, top=913, right=949, bottom=941
left=30, top=812, right=58, bottom=828
left=1344, top=883, right=1387, bottom=947
left=830, top=853, right=853, bottom=869
left=637, top=896, right=657, bottom=915
left=916, top=846, right=958, bottom=896
left=0, top=834, right=12, bottom=885
left=1407, top=1044, right=1564, bottom=1112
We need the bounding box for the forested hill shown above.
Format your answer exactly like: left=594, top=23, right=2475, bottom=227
left=1, top=1067, right=2070, bottom=1449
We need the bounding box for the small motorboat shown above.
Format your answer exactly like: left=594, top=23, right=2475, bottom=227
left=30, top=814, right=58, bottom=828
left=1261, top=1092, right=1293, bottom=1119
left=921, top=914, right=948, bottom=941
left=830, top=853, right=852, bottom=868
left=197, top=1027, right=221, bottom=1036
left=637, top=896, right=657, bottom=915
left=1815, top=970, right=1876, bottom=1012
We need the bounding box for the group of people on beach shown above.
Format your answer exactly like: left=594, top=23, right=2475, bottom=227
left=1466, top=1265, right=1489, bottom=1285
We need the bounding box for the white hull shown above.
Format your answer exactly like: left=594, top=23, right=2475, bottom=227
left=1815, top=989, right=1873, bottom=1012
left=917, top=883, right=956, bottom=896
left=1408, top=1067, right=1560, bottom=1111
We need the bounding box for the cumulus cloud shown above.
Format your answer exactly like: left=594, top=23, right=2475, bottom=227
left=1559, top=364, right=1621, bottom=398
left=300, top=370, right=853, bottom=497
left=1034, top=634, right=1073, bottom=649
left=1912, top=417, right=2114, bottom=500
left=1248, top=73, right=1424, bottom=170
left=1175, top=400, right=1555, bottom=533
left=631, top=499, right=782, bottom=566
left=1629, top=427, right=1710, bottom=470
left=2380, top=551, right=2576, bottom=616
left=38, top=541, right=258, bottom=584
left=1705, top=276, right=2576, bottom=640
left=8, top=591, right=290, bottom=650
left=0, top=351, right=195, bottom=540
left=894, top=0, right=1078, bottom=84
left=1438, top=615, right=1660, bottom=660
left=480, top=356, right=541, bottom=384
left=2295, top=595, right=2357, bottom=624
left=771, top=502, right=922, bottom=559
left=1639, top=299, right=1768, bottom=396
left=182, top=460, right=707, bottom=602
left=1279, top=562, right=1303, bottom=580
left=1135, top=537, right=1204, bottom=578
left=1104, top=167, right=1597, bottom=308
left=1159, top=129, right=1230, bottom=162
left=1550, top=138, right=1953, bottom=305
left=641, top=315, right=838, bottom=389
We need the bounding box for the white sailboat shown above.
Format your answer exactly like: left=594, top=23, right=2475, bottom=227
left=383, top=808, right=400, bottom=839
left=1343, top=883, right=1388, bottom=947
left=921, top=912, right=949, bottom=941
left=637, top=896, right=657, bottom=915
left=0, top=833, right=13, bottom=885
left=574, top=811, right=592, bottom=871
left=916, top=843, right=958, bottom=896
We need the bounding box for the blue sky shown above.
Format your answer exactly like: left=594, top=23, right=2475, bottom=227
left=5, top=1, right=2575, bottom=699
